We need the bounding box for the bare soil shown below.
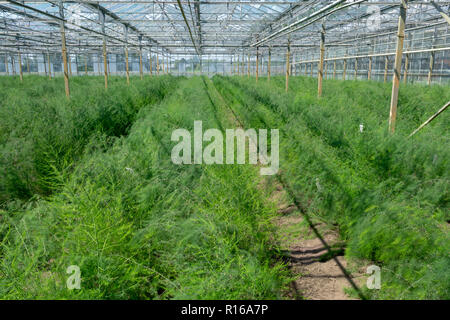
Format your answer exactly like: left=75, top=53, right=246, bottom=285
left=271, top=182, right=362, bottom=300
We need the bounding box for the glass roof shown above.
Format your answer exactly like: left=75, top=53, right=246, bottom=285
left=0, top=0, right=448, bottom=57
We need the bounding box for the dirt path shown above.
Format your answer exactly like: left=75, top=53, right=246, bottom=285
left=271, top=182, right=363, bottom=300
left=206, top=77, right=364, bottom=300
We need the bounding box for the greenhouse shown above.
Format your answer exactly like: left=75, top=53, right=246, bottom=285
left=0, top=0, right=449, bottom=302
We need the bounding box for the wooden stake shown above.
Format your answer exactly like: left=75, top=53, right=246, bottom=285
left=11, top=55, right=15, bottom=75
left=124, top=26, right=130, bottom=85
left=368, top=57, right=372, bottom=80
left=409, top=101, right=449, bottom=137
left=388, top=0, right=407, bottom=133
left=69, top=53, right=72, bottom=76
left=318, top=23, right=325, bottom=98
left=333, top=61, right=336, bottom=79
left=100, top=12, right=108, bottom=89
left=343, top=59, right=347, bottom=80
left=18, top=51, right=23, bottom=82
left=384, top=56, right=388, bottom=83
left=4, top=54, right=8, bottom=75
left=268, top=48, right=271, bottom=81
left=354, top=58, right=358, bottom=80
left=149, top=49, right=153, bottom=76
left=256, top=47, right=259, bottom=82
left=157, top=52, right=160, bottom=75
left=58, top=1, right=70, bottom=96
left=285, top=41, right=290, bottom=92
left=139, top=45, right=143, bottom=80
left=47, top=52, right=51, bottom=79
left=427, top=52, right=434, bottom=85
left=403, top=54, right=409, bottom=83
left=247, top=53, right=250, bottom=78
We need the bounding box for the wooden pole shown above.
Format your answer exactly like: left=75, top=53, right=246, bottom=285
left=124, top=26, right=130, bottom=85
left=11, top=54, right=15, bottom=75
left=47, top=52, right=51, bottom=79
left=100, top=12, right=108, bottom=89
left=18, top=51, right=23, bottom=82
left=256, top=47, right=259, bottom=82
left=58, top=0, right=70, bottom=96
left=427, top=52, right=434, bottom=85
left=409, top=101, right=449, bottom=137
left=42, top=53, right=46, bottom=76
left=69, top=53, right=72, bottom=76
left=384, top=56, right=388, bottom=83
left=324, top=62, right=327, bottom=79
left=149, top=49, right=153, bottom=76
left=247, top=53, right=250, bottom=78
left=354, top=58, right=358, bottom=80
left=318, top=23, right=325, bottom=98
left=285, top=40, right=290, bottom=92
left=343, top=59, right=347, bottom=80
left=139, top=36, right=143, bottom=80
left=268, top=48, right=271, bottom=81
left=333, top=61, right=336, bottom=79
left=403, top=54, right=409, bottom=83
left=231, top=56, right=233, bottom=75
left=388, top=0, right=407, bottom=133
left=4, top=54, right=8, bottom=75
left=237, top=55, right=240, bottom=76
left=368, top=57, right=372, bottom=80
left=157, top=52, right=160, bottom=75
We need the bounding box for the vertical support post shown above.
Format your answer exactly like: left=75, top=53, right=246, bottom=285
left=384, top=56, right=388, bottom=83
left=157, top=51, right=160, bottom=75
left=75, top=53, right=79, bottom=76
left=42, top=53, right=46, bottom=76
left=69, top=52, right=72, bottom=76
left=318, top=22, right=325, bottom=98
left=368, top=57, right=372, bottom=80
left=124, top=26, right=130, bottom=85
left=149, top=49, right=153, bottom=76
left=403, top=54, right=409, bottom=83
left=268, top=48, right=271, bottom=81
left=285, top=40, right=290, bottom=92
left=333, top=60, right=336, bottom=79
left=256, top=47, right=259, bottom=82
left=100, top=11, right=108, bottom=89
left=11, top=54, right=15, bottom=75
left=231, top=56, right=234, bottom=75
left=139, top=36, right=143, bottom=80
left=47, top=52, right=51, bottom=79
left=5, top=54, right=8, bottom=75
left=18, top=50, right=23, bottom=82
left=247, top=52, right=250, bottom=78
left=343, top=59, right=347, bottom=80
left=389, top=0, right=407, bottom=133
left=241, top=52, right=244, bottom=76
left=427, top=52, right=434, bottom=85
left=354, top=58, right=358, bottom=80
left=59, top=0, right=70, bottom=96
